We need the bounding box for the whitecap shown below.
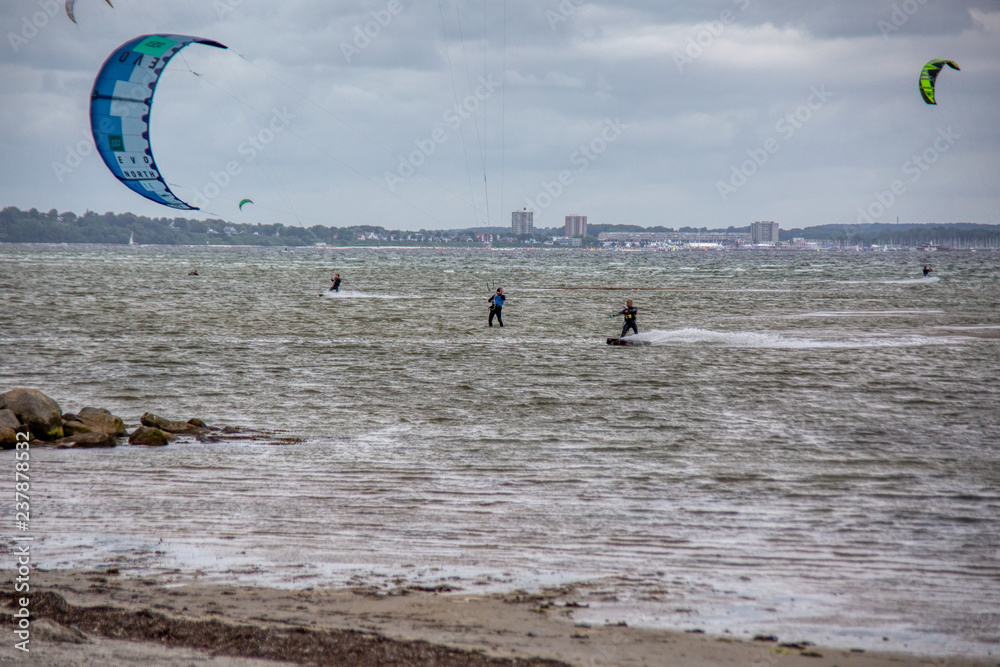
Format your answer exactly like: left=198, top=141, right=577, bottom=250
left=785, top=310, right=944, bottom=318
left=322, top=290, right=416, bottom=299
left=627, top=328, right=956, bottom=349
left=880, top=276, right=940, bottom=285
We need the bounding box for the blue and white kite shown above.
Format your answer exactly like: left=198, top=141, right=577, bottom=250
left=90, top=34, right=227, bottom=210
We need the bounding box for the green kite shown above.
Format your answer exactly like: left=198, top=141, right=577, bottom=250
left=919, top=59, right=960, bottom=105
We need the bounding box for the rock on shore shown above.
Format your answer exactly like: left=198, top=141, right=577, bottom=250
left=62, top=407, right=127, bottom=438
left=140, top=412, right=210, bottom=437
left=0, top=387, right=64, bottom=441
left=0, top=388, right=235, bottom=450
left=128, top=426, right=174, bottom=447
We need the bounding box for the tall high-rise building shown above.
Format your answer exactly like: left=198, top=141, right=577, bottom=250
left=565, top=215, right=587, bottom=237
left=751, top=221, right=779, bottom=244
left=512, top=208, right=533, bottom=236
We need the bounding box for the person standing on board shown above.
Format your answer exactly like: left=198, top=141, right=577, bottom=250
left=617, top=299, right=638, bottom=337
left=329, top=274, right=341, bottom=292
left=488, top=288, right=505, bottom=327
left=923, top=265, right=933, bottom=277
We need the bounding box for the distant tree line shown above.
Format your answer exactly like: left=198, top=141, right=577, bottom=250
left=782, top=222, right=1000, bottom=247
left=1, top=207, right=998, bottom=247
left=0, top=207, right=478, bottom=247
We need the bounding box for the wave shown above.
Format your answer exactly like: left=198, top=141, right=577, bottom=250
left=321, top=290, right=414, bottom=299
left=880, top=276, right=940, bottom=285
left=625, top=328, right=953, bottom=349
left=785, top=309, right=944, bottom=318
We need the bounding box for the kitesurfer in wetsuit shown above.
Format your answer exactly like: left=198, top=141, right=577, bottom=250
left=617, top=299, right=638, bottom=337
left=923, top=265, right=933, bottom=277
left=329, top=274, right=341, bottom=292
left=488, top=288, right=505, bottom=327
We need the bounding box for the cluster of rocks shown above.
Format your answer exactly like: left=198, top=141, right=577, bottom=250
left=0, top=387, right=240, bottom=449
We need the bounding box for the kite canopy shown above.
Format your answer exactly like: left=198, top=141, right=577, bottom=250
left=66, top=0, right=114, bottom=24
left=90, top=34, right=227, bottom=210
left=919, top=59, right=960, bottom=105
left=239, top=198, right=254, bottom=211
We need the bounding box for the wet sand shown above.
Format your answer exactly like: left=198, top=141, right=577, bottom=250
left=2, top=569, right=995, bottom=666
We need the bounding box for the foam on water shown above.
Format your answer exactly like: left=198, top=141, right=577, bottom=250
left=786, top=309, right=945, bottom=318
left=880, top=275, right=941, bottom=285
left=628, top=327, right=955, bottom=349
left=322, top=290, right=414, bottom=299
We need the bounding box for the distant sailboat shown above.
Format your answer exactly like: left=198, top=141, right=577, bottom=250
left=128, top=231, right=135, bottom=245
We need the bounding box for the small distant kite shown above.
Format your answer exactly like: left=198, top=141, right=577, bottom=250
left=239, top=199, right=254, bottom=212
left=919, top=59, right=960, bottom=105
left=66, top=0, right=114, bottom=24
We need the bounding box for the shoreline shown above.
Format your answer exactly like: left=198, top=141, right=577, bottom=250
left=5, top=241, right=997, bottom=252
left=2, top=569, right=994, bottom=666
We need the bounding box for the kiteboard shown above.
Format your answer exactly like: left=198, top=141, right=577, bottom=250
left=606, top=337, right=650, bottom=347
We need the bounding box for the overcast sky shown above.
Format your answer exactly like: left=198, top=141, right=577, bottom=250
left=2, top=0, right=998, bottom=231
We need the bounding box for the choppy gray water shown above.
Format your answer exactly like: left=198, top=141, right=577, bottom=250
left=2, top=244, right=999, bottom=656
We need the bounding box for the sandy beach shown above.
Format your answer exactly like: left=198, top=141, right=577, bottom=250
left=1, top=569, right=995, bottom=666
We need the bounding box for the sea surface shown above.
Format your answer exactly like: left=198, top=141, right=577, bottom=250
left=2, top=244, right=999, bottom=656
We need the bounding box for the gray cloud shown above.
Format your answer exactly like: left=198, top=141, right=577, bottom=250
left=1, top=0, right=997, bottom=229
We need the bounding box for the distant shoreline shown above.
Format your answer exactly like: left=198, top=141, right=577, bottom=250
left=3, top=241, right=998, bottom=252
left=4, top=206, right=1000, bottom=249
